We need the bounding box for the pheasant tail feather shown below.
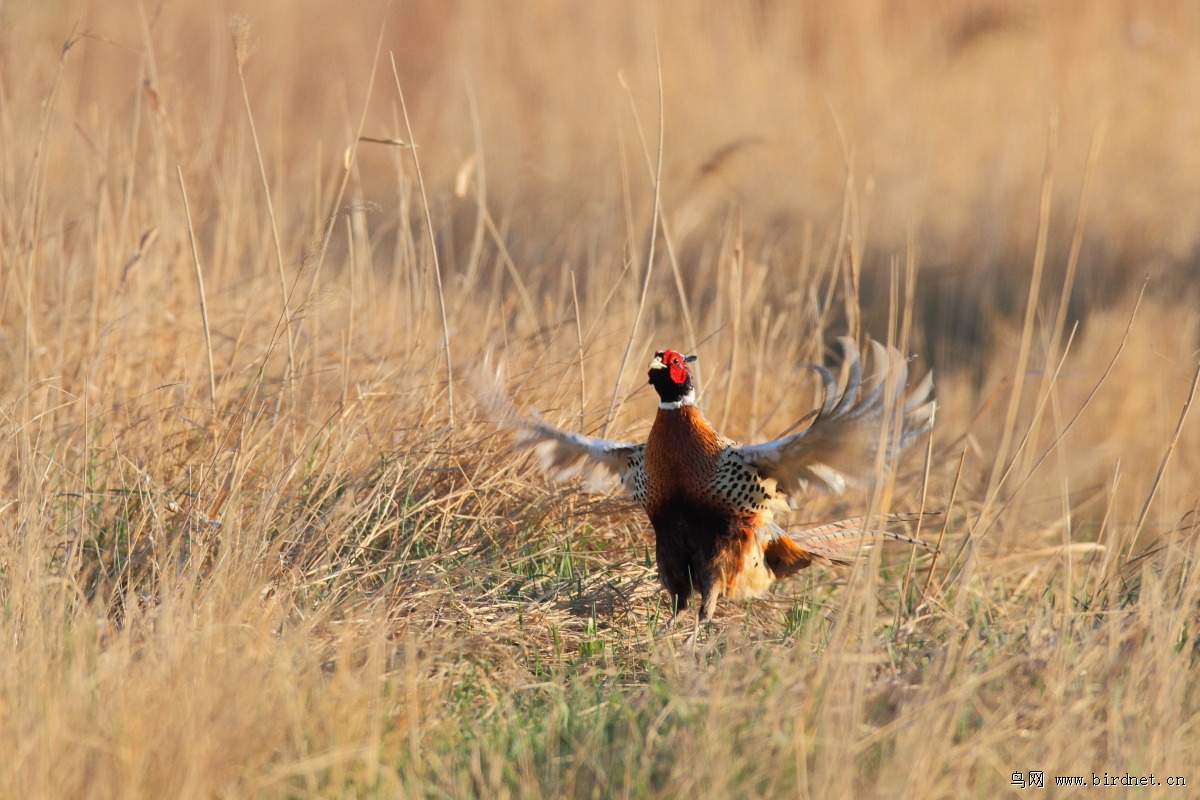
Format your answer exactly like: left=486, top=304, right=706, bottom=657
left=786, top=511, right=939, bottom=567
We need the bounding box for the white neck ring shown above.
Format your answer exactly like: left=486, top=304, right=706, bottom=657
left=658, top=392, right=696, bottom=410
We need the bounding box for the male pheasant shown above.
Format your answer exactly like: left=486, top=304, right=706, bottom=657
left=511, top=339, right=935, bottom=624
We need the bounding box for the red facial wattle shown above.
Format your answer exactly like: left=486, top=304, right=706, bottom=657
left=661, top=349, right=688, bottom=385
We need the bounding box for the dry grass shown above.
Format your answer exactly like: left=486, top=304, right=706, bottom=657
left=3, top=1, right=1200, bottom=797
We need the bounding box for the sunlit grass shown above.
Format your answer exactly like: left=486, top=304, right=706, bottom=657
left=2, top=2, right=1199, bottom=797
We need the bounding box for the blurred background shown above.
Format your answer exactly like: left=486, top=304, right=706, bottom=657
left=4, top=0, right=1200, bottom=535
left=6, top=0, right=1200, bottom=367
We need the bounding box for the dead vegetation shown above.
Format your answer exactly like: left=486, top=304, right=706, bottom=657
left=1, top=2, right=1199, bottom=797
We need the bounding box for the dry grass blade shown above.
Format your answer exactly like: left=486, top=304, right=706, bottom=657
left=390, top=52, right=455, bottom=427
left=1129, top=359, right=1200, bottom=546
left=232, top=14, right=296, bottom=386
left=606, top=50, right=665, bottom=437
left=176, top=167, right=217, bottom=413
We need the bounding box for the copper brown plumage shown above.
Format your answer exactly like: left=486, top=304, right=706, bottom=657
left=506, top=338, right=936, bottom=625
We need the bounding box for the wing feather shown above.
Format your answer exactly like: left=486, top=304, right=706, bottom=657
left=514, top=414, right=644, bottom=494
left=738, top=338, right=935, bottom=497
left=474, top=364, right=643, bottom=494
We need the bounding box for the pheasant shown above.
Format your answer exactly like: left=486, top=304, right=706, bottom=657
left=509, top=338, right=935, bottom=625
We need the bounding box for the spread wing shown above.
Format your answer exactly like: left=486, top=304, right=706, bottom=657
left=514, top=414, right=645, bottom=494
left=473, top=364, right=644, bottom=494
left=738, top=338, right=934, bottom=496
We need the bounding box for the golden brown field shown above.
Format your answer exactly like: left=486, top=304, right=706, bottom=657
left=3, top=1, right=1200, bottom=796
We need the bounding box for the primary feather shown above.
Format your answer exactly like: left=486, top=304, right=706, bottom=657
left=738, top=338, right=935, bottom=495
left=516, top=414, right=644, bottom=493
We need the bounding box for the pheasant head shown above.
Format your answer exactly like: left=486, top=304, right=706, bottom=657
left=648, top=349, right=697, bottom=407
